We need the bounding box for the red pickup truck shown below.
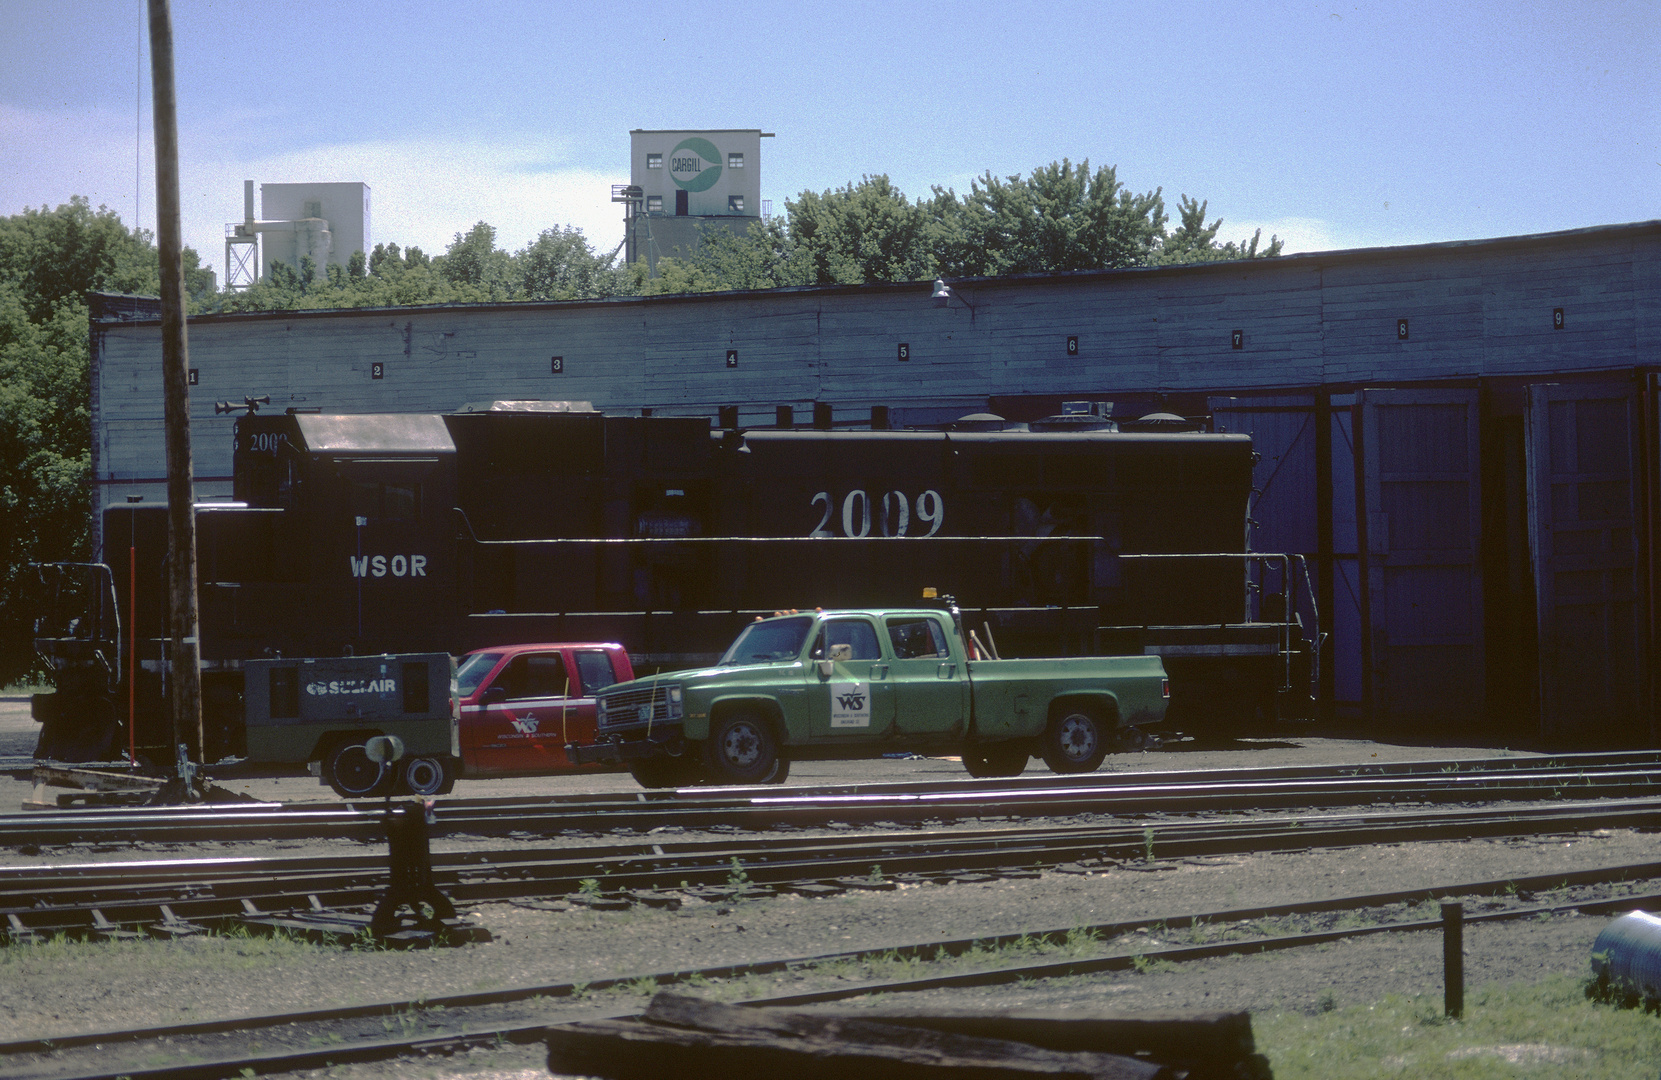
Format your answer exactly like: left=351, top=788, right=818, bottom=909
left=454, top=642, right=633, bottom=777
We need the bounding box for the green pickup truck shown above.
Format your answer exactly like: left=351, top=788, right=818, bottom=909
left=573, top=605, right=1169, bottom=787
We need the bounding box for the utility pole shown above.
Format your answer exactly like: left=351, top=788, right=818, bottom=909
left=146, top=0, right=204, bottom=766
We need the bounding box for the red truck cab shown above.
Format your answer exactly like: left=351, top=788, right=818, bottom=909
left=454, top=643, right=633, bottom=776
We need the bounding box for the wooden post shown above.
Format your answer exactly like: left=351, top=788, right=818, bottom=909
left=1442, top=901, right=1464, bottom=1018
left=145, top=0, right=204, bottom=765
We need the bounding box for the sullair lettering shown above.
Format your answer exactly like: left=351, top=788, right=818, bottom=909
left=349, top=554, right=428, bottom=578
left=307, top=678, right=398, bottom=696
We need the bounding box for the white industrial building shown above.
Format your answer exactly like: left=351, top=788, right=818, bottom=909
left=618, top=129, right=771, bottom=272
left=224, top=181, right=371, bottom=288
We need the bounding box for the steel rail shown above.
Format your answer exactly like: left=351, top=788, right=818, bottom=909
left=8, top=797, right=1661, bottom=940
left=11, top=751, right=1661, bottom=845
left=8, top=861, right=1661, bottom=1080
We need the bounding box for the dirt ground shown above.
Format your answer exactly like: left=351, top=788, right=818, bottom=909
left=1, top=696, right=1648, bottom=1079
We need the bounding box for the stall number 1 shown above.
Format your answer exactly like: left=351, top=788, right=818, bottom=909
left=810, top=489, right=944, bottom=537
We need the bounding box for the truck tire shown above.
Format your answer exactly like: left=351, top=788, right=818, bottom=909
left=761, top=756, right=791, bottom=785
left=963, top=743, right=1029, bottom=778
left=629, top=756, right=704, bottom=789
left=1041, top=708, right=1110, bottom=774
left=324, top=741, right=393, bottom=798
left=396, top=755, right=456, bottom=796
left=703, top=712, right=779, bottom=785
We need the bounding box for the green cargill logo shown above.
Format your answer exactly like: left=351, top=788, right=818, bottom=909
left=669, top=137, right=722, bottom=192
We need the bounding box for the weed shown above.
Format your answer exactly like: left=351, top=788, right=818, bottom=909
left=629, top=975, right=658, bottom=997
left=726, top=858, right=751, bottom=890
left=868, top=864, right=885, bottom=884
left=1317, top=988, right=1339, bottom=1013
left=1142, top=828, right=1156, bottom=862
left=577, top=878, right=603, bottom=899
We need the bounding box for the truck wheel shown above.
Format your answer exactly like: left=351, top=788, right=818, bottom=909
left=1042, top=708, right=1110, bottom=774
left=324, top=741, right=392, bottom=798
left=704, top=712, right=779, bottom=785
left=963, top=744, right=1029, bottom=778
left=396, top=755, right=456, bottom=796
left=629, top=756, right=704, bottom=789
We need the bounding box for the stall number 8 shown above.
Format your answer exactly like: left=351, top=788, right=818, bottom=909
left=810, top=489, right=944, bottom=537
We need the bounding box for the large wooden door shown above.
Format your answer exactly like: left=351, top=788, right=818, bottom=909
left=1525, top=382, right=1644, bottom=745
left=1358, top=389, right=1484, bottom=727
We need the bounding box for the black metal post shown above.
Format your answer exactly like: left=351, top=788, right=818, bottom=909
left=1442, top=901, right=1464, bottom=1018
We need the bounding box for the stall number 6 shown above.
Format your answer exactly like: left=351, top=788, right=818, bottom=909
left=811, top=490, right=944, bottom=537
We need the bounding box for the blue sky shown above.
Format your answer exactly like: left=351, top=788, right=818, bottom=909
left=2, top=0, right=1656, bottom=281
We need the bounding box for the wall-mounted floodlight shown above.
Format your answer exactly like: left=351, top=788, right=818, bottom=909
left=931, top=279, right=976, bottom=315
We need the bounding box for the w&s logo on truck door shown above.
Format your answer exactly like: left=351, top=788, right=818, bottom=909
left=830, top=679, right=871, bottom=728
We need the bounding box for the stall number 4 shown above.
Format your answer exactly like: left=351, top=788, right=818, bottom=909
left=810, top=490, right=944, bottom=537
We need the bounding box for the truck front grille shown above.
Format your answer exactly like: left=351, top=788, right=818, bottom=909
left=599, top=684, right=679, bottom=730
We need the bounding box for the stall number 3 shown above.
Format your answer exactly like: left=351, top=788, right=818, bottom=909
left=810, top=490, right=944, bottom=537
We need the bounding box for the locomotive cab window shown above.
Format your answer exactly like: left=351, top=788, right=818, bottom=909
left=886, top=617, right=949, bottom=659
left=810, top=619, right=882, bottom=661
left=350, top=479, right=420, bottom=521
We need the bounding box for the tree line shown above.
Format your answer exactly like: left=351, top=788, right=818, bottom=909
left=0, top=160, right=1276, bottom=681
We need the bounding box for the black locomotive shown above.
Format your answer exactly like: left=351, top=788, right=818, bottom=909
left=37, top=403, right=1316, bottom=765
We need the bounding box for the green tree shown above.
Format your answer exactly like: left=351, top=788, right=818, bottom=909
left=930, top=159, right=1167, bottom=278
left=1153, top=194, right=1283, bottom=264
left=0, top=198, right=212, bottom=682
left=437, top=222, right=516, bottom=300
left=517, top=227, right=631, bottom=300
left=787, top=175, right=934, bottom=285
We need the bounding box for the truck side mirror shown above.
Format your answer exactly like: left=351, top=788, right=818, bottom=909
left=481, top=685, right=508, bottom=705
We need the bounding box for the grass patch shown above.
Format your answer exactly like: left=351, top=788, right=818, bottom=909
left=1257, top=975, right=1661, bottom=1079
left=0, top=928, right=328, bottom=979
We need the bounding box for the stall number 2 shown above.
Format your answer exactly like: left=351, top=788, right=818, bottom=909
left=810, top=490, right=944, bottom=537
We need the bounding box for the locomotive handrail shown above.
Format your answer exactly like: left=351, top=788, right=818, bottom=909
left=1120, top=551, right=1321, bottom=702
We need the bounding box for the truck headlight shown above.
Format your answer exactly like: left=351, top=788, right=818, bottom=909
left=668, top=684, right=683, bottom=719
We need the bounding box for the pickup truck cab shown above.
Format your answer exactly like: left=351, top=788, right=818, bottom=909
left=575, top=607, right=1168, bottom=787
left=454, top=642, right=632, bottom=776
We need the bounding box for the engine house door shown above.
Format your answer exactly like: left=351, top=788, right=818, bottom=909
left=1357, top=388, right=1484, bottom=730
left=1525, top=381, right=1645, bottom=745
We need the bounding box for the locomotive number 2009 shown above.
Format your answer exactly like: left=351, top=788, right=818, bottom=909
left=809, top=489, right=943, bottom=538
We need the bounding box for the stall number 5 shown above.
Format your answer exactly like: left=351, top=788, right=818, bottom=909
left=810, top=490, right=944, bottom=537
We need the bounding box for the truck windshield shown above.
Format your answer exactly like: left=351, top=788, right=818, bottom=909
left=456, top=652, right=503, bottom=697
left=720, top=616, right=814, bottom=665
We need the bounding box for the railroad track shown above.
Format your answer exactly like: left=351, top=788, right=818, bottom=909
left=6, top=859, right=1660, bottom=1080
left=8, top=796, right=1661, bottom=942
left=9, top=750, right=1661, bottom=846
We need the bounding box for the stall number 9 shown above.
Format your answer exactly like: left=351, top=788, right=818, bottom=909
left=810, top=490, right=944, bottom=537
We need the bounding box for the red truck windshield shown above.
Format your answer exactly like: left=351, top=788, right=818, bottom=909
left=456, top=652, right=503, bottom=696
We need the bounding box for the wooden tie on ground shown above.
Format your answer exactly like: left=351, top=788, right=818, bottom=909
left=546, top=992, right=1273, bottom=1079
